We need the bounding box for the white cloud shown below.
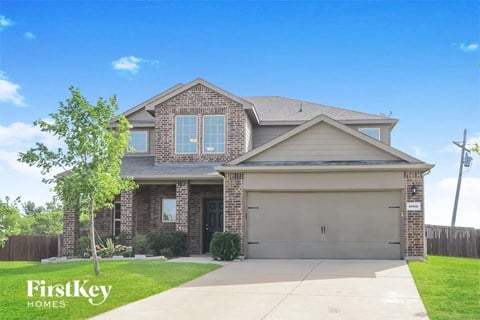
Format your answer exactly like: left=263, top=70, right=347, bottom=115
left=456, top=43, right=478, bottom=52
left=0, top=15, right=13, bottom=31
left=413, top=145, right=426, bottom=158
left=0, top=72, right=25, bottom=106
left=0, top=122, right=63, bottom=204
left=24, top=32, right=36, bottom=40
left=111, top=56, right=159, bottom=75
left=425, top=177, right=480, bottom=228
left=112, top=56, right=143, bottom=74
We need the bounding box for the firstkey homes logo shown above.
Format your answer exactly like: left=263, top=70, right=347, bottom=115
left=26, top=280, right=112, bottom=308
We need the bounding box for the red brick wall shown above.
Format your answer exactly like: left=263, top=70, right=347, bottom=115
left=403, top=171, right=425, bottom=258
left=176, top=181, right=189, bottom=233
left=94, top=208, right=112, bottom=236
left=155, top=84, right=247, bottom=163
left=62, top=209, right=79, bottom=257
left=224, top=172, right=246, bottom=254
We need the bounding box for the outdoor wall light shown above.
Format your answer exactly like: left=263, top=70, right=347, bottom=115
left=411, top=184, right=417, bottom=196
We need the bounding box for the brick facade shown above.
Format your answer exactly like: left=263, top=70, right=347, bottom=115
left=403, top=170, right=425, bottom=258
left=175, top=181, right=190, bottom=233
left=62, top=209, right=79, bottom=257
left=155, top=84, right=246, bottom=164
left=94, top=208, right=113, bottom=236
left=224, top=172, right=246, bottom=254
left=120, top=190, right=134, bottom=245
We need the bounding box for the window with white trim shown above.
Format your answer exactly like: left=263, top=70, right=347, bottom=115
left=162, top=199, right=177, bottom=223
left=359, top=128, right=381, bottom=140
left=113, top=202, right=121, bottom=236
left=175, top=116, right=198, bottom=154
left=203, top=115, right=225, bottom=154
left=129, top=131, right=148, bottom=153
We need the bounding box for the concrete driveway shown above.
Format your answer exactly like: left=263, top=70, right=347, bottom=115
left=91, top=258, right=428, bottom=320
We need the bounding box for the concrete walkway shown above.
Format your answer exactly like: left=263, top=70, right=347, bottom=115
left=91, top=258, right=428, bottom=320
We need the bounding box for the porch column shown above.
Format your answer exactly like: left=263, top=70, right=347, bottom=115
left=120, top=190, right=134, bottom=245
left=62, top=209, right=79, bottom=257
left=403, top=170, right=425, bottom=259
left=175, top=181, right=190, bottom=233
left=224, top=173, right=246, bottom=254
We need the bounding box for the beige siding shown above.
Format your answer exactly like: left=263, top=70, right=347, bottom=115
left=252, top=125, right=296, bottom=148
left=245, top=116, right=253, bottom=152
left=126, top=128, right=155, bottom=155
left=244, top=171, right=404, bottom=191
left=348, top=123, right=392, bottom=145
left=127, top=109, right=155, bottom=122
left=249, top=122, right=400, bottom=162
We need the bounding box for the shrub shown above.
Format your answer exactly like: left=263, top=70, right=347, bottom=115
left=147, top=231, right=187, bottom=257
left=159, top=248, right=173, bottom=258
left=116, top=231, right=127, bottom=245
left=133, top=234, right=150, bottom=254
left=74, top=236, right=91, bottom=258
left=98, top=238, right=115, bottom=258
left=114, top=244, right=134, bottom=257
left=210, top=232, right=240, bottom=261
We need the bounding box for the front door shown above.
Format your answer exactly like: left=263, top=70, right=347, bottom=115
left=203, top=198, right=223, bottom=253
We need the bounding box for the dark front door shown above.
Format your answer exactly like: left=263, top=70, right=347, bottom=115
left=203, top=199, right=223, bottom=253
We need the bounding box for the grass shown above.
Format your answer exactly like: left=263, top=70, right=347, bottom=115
left=408, top=256, right=480, bottom=320
left=0, top=260, right=221, bottom=320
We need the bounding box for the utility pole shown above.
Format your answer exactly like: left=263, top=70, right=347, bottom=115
left=451, top=129, right=469, bottom=226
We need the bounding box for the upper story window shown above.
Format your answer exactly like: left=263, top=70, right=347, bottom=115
left=175, top=115, right=198, bottom=154
left=129, top=131, right=148, bottom=153
left=359, top=128, right=381, bottom=140
left=203, top=115, right=225, bottom=154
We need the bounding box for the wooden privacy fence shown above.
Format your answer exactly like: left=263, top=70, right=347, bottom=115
left=425, top=224, right=479, bottom=258
left=0, top=235, right=59, bottom=261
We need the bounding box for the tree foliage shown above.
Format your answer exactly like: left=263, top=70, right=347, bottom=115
left=0, top=197, right=21, bottom=247
left=473, top=144, right=479, bottom=155
left=18, top=199, right=63, bottom=235
left=18, top=87, right=137, bottom=275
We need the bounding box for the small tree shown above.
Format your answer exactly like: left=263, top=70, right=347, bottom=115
left=19, top=87, right=137, bottom=275
left=0, top=197, right=21, bottom=247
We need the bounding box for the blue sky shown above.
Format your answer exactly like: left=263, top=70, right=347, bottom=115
left=0, top=1, right=478, bottom=227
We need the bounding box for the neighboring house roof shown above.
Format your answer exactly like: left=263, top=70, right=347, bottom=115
left=120, top=156, right=222, bottom=180
left=243, top=96, right=397, bottom=125
left=219, top=114, right=433, bottom=172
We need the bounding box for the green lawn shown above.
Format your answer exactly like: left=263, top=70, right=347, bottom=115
left=0, top=260, right=221, bottom=320
left=408, top=256, right=480, bottom=320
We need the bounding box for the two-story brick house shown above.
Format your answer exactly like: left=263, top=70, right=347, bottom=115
left=62, top=78, right=433, bottom=260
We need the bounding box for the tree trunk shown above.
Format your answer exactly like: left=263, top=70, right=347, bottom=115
left=89, top=197, right=100, bottom=276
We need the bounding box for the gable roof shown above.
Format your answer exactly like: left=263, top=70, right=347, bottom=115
left=243, top=96, right=397, bottom=125
left=122, top=83, right=184, bottom=118
left=226, top=114, right=430, bottom=168
left=144, top=78, right=255, bottom=115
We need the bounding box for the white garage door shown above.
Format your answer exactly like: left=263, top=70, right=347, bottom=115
left=247, top=191, right=402, bottom=259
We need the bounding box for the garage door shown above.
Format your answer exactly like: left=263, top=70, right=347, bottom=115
left=247, top=191, right=402, bottom=259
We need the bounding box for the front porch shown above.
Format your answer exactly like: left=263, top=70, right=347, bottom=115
left=62, top=173, right=244, bottom=257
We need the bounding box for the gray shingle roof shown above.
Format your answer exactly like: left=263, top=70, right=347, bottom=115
left=121, top=156, right=222, bottom=179
left=243, top=96, right=392, bottom=122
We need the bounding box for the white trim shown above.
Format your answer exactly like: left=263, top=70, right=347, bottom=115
left=216, top=163, right=435, bottom=173
left=175, top=115, right=198, bottom=155
left=128, top=130, right=149, bottom=153
left=113, top=202, right=121, bottom=236
left=161, top=198, right=177, bottom=223
left=202, top=115, right=226, bottom=154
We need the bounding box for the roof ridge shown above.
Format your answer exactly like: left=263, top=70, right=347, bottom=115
left=242, top=96, right=393, bottom=120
